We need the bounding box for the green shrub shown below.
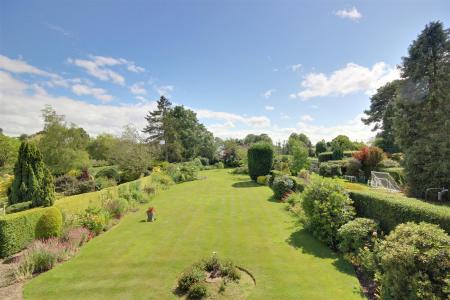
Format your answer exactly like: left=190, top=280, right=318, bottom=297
left=345, top=158, right=362, bottom=177
left=78, top=207, right=108, bottom=235
left=102, top=197, right=128, bottom=218
left=187, top=283, right=208, bottom=299
left=198, top=157, right=209, bottom=166
left=349, top=190, right=450, bottom=233
left=319, top=161, right=344, bottom=177
left=220, top=260, right=241, bottom=281
left=231, top=166, right=248, bottom=174
left=256, top=176, right=267, bottom=185
left=390, top=152, right=404, bottom=163
left=95, top=166, right=121, bottom=182
left=6, top=201, right=31, bottom=214
left=95, top=177, right=117, bottom=190
left=247, top=143, right=273, bottom=181
left=0, top=207, right=55, bottom=258
left=375, top=222, right=450, bottom=300
left=337, top=218, right=378, bottom=264
left=215, top=162, right=224, bottom=169
left=35, top=207, right=62, bottom=239
left=302, top=178, right=355, bottom=248
left=177, top=266, right=206, bottom=293
left=165, top=162, right=199, bottom=183
left=272, top=175, right=295, bottom=200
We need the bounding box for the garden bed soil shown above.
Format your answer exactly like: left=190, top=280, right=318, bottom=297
left=0, top=257, right=23, bottom=300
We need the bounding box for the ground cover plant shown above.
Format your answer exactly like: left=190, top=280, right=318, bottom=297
left=24, top=170, right=363, bottom=299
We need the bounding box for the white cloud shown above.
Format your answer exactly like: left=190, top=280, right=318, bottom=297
left=155, top=85, right=174, bottom=97
left=291, top=62, right=400, bottom=100
left=130, top=82, right=147, bottom=95
left=334, top=7, right=362, bottom=21
left=68, top=55, right=145, bottom=85
left=262, top=89, right=276, bottom=99
left=196, top=109, right=271, bottom=128
left=0, top=54, right=56, bottom=77
left=71, top=84, right=113, bottom=102
left=264, top=105, right=275, bottom=111
left=289, top=64, right=302, bottom=72
left=0, top=71, right=156, bottom=136
left=44, top=23, right=71, bottom=37
left=300, top=115, right=314, bottom=122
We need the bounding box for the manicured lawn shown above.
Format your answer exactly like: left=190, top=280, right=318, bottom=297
left=24, top=169, right=364, bottom=299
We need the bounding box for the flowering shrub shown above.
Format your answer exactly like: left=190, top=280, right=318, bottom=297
left=102, top=197, right=128, bottom=219
left=78, top=207, right=109, bottom=235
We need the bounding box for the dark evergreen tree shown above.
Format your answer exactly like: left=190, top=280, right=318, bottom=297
left=315, top=140, right=327, bottom=156
left=142, top=96, right=173, bottom=161
left=394, top=21, right=450, bottom=197
left=8, top=141, right=55, bottom=207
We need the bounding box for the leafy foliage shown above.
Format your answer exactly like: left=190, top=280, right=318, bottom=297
left=301, top=178, right=355, bottom=248
left=272, top=175, right=295, bottom=200
left=35, top=207, right=63, bottom=239
left=247, top=143, right=273, bottom=180
left=375, top=222, right=450, bottom=300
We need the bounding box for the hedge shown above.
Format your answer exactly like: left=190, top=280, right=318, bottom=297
left=318, top=151, right=356, bottom=162
left=0, top=207, right=52, bottom=257
left=349, top=190, right=450, bottom=233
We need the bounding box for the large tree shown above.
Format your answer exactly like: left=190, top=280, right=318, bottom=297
left=38, top=106, right=91, bottom=175
left=9, top=141, right=55, bottom=207
left=393, top=21, right=450, bottom=197
left=362, top=81, right=402, bottom=153
left=143, top=96, right=173, bottom=161
left=287, top=133, right=313, bottom=156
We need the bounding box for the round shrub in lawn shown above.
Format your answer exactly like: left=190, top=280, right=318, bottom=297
left=247, top=143, right=273, bottom=181
left=35, top=207, right=63, bottom=239
left=301, top=178, right=355, bottom=248
left=338, top=218, right=378, bottom=263
left=375, top=222, right=450, bottom=300
left=187, top=283, right=208, bottom=299
left=256, top=176, right=267, bottom=185
left=272, top=175, right=295, bottom=200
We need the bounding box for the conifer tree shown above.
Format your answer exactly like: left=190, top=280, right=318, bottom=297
left=8, top=141, right=55, bottom=207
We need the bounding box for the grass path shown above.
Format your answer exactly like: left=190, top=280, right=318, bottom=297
left=24, top=169, right=364, bottom=299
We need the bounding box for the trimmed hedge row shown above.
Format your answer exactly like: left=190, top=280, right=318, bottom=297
left=349, top=190, right=450, bottom=233
left=0, top=207, right=53, bottom=257
left=318, top=151, right=356, bottom=162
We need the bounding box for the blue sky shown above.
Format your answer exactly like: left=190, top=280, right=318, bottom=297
left=1, top=0, right=449, bottom=143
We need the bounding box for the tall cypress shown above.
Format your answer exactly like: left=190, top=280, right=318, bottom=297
left=8, top=141, right=55, bottom=207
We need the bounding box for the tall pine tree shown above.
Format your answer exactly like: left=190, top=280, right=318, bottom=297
left=142, top=96, right=173, bottom=161
left=8, top=141, right=55, bottom=207
left=394, top=21, right=450, bottom=197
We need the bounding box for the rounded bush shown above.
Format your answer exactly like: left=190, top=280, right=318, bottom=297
left=177, top=266, right=205, bottom=293
left=272, top=175, right=295, bottom=200
left=35, top=207, right=63, bottom=239
left=96, top=167, right=120, bottom=182
left=338, top=218, right=378, bottom=256
left=301, top=178, right=355, bottom=248
left=345, top=158, right=362, bottom=177
left=375, top=222, right=450, bottom=300
left=247, top=143, right=273, bottom=180
left=187, top=283, right=208, bottom=299
left=256, top=176, right=267, bottom=185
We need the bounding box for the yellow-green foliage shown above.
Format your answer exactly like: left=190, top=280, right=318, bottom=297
left=256, top=176, right=267, bottom=185
left=35, top=207, right=63, bottom=239
left=0, top=207, right=52, bottom=257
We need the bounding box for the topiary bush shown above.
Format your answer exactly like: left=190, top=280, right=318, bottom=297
left=272, top=175, right=295, bottom=200
left=301, top=178, right=355, bottom=248
left=375, top=222, right=450, bottom=300
left=35, top=207, right=63, bottom=239
left=256, top=176, right=267, bottom=185
left=247, top=143, right=273, bottom=181
left=337, top=218, right=379, bottom=264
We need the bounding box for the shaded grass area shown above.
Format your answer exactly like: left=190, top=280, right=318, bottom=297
left=24, top=169, right=363, bottom=299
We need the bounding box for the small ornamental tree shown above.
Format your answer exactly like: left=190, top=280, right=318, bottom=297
left=8, top=141, right=55, bottom=207
left=247, top=143, right=273, bottom=180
